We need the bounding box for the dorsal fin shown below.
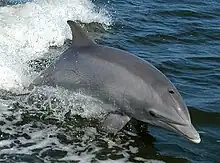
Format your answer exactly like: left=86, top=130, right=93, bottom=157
left=67, top=20, right=95, bottom=47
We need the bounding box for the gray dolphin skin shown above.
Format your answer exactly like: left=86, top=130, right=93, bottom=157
left=31, top=20, right=201, bottom=144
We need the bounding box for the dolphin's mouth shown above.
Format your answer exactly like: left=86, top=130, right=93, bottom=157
left=159, top=120, right=201, bottom=144
left=173, top=125, right=201, bottom=144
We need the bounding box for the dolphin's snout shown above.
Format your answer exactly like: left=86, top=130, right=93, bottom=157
left=180, top=123, right=201, bottom=144
left=169, top=122, right=201, bottom=144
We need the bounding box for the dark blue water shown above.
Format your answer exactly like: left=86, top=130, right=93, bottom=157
left=0, top=0, right=220, bottom=162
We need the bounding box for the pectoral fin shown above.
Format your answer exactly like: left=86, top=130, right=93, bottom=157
left=101, top=112, right=130, bottom=134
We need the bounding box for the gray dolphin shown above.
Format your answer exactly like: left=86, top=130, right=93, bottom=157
left=31, top=20, right=201, bottom=143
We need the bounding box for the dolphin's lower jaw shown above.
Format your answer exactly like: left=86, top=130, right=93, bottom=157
left=146, top=119, right=201, bottom=144
left=159, top=120, right=201, bottom=144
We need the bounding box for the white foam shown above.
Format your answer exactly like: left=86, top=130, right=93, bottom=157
left=26, top=86, right=109, bottom=119
left=0, top=96, right=165, bottom=162
left=0, top=0, right=111, bottom=91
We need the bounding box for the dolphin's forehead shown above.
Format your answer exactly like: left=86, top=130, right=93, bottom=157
left=153, top=78, right=191, bottom=122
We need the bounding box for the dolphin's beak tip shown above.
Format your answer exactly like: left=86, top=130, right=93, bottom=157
left=187, top=128, right=201, bottom=144
left=190, top=136, right=201, bottom=144
left=170, top=122, right=201, bottom=144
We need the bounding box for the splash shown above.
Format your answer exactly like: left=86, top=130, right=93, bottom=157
left=0, top=0, right=111, bottom=91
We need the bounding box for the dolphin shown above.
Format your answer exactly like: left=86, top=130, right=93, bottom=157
left=30, top=20, right=201, bottom=144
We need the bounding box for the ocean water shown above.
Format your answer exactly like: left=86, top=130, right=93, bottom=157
left=0, top=0, right=219, bottom=162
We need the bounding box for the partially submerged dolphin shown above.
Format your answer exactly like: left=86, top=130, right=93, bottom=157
left=31, top=20, right=201, bottom=143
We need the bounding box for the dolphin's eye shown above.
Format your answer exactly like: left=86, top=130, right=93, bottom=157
left=149, top=110, right=157, bottom=118
left=169, top=90, right=175, bottom=94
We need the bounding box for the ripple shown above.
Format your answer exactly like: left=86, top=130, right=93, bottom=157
left=158, top=9, right=216, bottom=19
left=189, top=107, right=220, bottom=125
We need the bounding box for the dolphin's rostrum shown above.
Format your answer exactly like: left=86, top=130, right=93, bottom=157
left=31, top=20, right=201, bottom=144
